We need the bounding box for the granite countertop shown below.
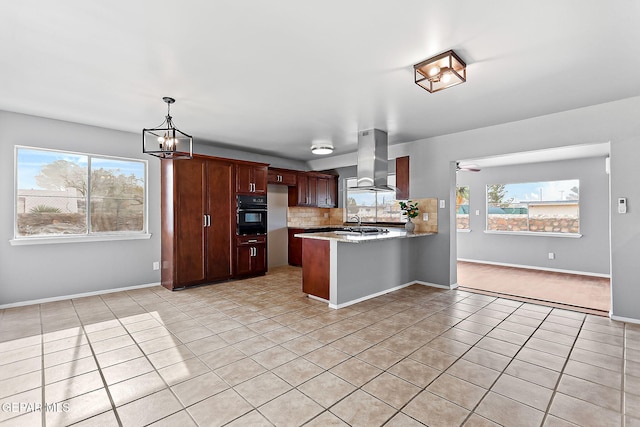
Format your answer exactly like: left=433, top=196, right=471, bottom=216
left=294, top=228, right=434, bottom=243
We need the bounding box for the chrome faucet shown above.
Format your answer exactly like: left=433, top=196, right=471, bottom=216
left=349, top=215, right=361, bottom=227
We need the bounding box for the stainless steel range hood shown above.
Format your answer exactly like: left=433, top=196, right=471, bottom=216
left=352, top=129, right=396, bottom=192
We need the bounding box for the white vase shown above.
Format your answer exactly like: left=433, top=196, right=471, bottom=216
left=405, top=218, right=415, bottom=233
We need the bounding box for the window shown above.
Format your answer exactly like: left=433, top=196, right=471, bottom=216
left=456, top=186, right=470, bottom=230
left=345, top=175, right=404, bottom=223
left=486, top=180, right=579, bottom=234
left=15, top=146, right=147, bottom=240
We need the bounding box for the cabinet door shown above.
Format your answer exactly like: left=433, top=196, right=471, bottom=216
left=252, top=243, right=267, bottom=274
left=316, top=178, right=329, bottom=208
left=307, top=175, right=317, bottom=206
left=174, top=158, right=207, bottom=285
left=235, top=164, right=253, bottom=194
left=288, top=228, right=303, bottom=266
left=327, top=176, right=337, bottom=208
left=206, top=160, right=233, bottom=281
left=252, top=166, right=268, bottom=194
left=235, top=245, right=253, bottom=276
left=296, top=174, right=309, bottom=206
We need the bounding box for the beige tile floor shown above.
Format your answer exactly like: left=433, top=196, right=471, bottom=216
left=0, top=265, right=638, bottom=426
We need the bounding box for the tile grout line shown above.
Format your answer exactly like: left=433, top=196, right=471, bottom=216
left=622, top=323, right=627, bottom=427
left=70, top=298, right=123, bottom=427
left=39, top=304, right=45, bottom=427
left=539, top=314, right=587, bottom=426
left=95, top=292, right=204, bottom=427
left=456, top=300, right=556, bottom=426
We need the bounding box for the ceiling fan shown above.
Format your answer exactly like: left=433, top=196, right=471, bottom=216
left=456, top=162, right=481, bottom=172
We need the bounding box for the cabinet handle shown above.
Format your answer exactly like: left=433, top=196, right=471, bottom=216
left=248, top=239, right=258, bottom=243
left=207, top=215, right=211, bottom=227
left=203, top=215, right=207, bottom=227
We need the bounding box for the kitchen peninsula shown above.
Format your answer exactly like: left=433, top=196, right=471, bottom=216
left=296, top=229, right=436, bottom=308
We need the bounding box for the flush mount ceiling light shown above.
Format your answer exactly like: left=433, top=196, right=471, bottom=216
left=311, top=143, right=334, bottom=155
left=142, top=97, right=193, bottom=159
left=414, top=50, right=466, bottom=93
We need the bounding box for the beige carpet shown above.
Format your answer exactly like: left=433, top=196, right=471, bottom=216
left=457, top=261, right=610, bottom=313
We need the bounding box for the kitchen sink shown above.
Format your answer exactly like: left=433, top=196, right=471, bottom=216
left=334, top=227, right=389, bottom=235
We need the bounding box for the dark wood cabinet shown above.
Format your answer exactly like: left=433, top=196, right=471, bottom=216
left=301, top=238, right=330, bottom=300
left=316, top=176, right=337, bottom=208
left=395, top=156, right=410, bottom=200
left=268, top=168, right=297, bottom=186
left=288, top=228, right=305, bottom=266
left=235, top=235, right=267, bottom=276
left=161, top=156, right=233, bottom=290
left=236, top=162, right=268, bottom=194
left=289, top=172, right=337, bottom=207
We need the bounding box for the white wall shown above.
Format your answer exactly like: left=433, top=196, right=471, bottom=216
left=267, top=185, right=288, bottom=268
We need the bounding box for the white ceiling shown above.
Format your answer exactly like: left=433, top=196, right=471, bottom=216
left=458, top=142, right=611, bottom=170
left=2, top=1, right=639, bottom=161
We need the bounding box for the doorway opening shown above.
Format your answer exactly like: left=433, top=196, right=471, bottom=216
left=454, top=144, right=611, bottom=316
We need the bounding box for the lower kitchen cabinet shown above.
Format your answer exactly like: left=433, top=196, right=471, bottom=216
left=301, top=238, right=330, bottom=300
left=235, top=235, right=267, bottom=276
left=288, top=228, right=305, bottom=266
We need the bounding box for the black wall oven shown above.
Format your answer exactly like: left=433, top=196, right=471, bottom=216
left=237, top=195, right=267, bottom=235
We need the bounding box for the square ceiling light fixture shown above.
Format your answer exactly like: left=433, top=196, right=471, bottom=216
left=414, top=50, right=466, bottom=93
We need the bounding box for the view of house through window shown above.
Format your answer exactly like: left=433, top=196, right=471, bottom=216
left=456, top=186, right=470, bottom=230
left=345, top=175, right=404, bottom=223
left=486, top=179, right=579, bottom=234
left=15, top=147, right=146, bottom=238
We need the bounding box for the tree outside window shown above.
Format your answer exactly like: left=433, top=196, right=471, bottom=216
left=16, top=147, right=146, bottom=238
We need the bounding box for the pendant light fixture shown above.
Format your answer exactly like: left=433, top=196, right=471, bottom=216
left=142, top=97, right=193, bottom=159
left=414, top=50, right=466, bottom=93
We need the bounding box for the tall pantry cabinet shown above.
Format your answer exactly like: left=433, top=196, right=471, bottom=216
left=161, top=156, right=233, bottom=290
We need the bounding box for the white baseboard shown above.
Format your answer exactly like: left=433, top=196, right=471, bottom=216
left=610, top=314, right=640, bottom=325
left=0, top=282, right=161, bottom=309
left=307, top=294, right=329, bottom=303
left=328, top=280, right=456, bottom=309
left=457, top=258, right=610, bottom=278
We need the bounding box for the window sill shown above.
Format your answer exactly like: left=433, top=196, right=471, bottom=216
left=457, top=229, right=471, bottom=233
left=9, top=233, right=152, bottom=246
left=483, top=230, right=582, bottom=238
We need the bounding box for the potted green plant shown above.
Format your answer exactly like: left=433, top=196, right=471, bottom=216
left=399, top=200, right=419, bottom=233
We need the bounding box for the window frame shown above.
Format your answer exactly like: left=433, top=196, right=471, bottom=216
left=484, top=179, right=582, bottom=238
left=343, top=174, right=405, bottom=224
left=456, top=185, right=470, bottom=232
left=11, top=145, right=151, bottom=246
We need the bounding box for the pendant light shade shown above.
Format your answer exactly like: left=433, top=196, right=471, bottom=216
left=142, top=97, right=193, bottom=159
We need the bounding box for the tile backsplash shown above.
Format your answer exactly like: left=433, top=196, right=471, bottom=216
left=287, top=207, right=344, bottom=227
left=287, top=198, right=437, bottom=233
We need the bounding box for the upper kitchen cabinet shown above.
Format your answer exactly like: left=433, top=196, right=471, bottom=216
left=289, top=172, right=338, bottom=208
left=293, top=172, right=317, bottom=207
left=395, top=156, right=410, bottom=200
left=161, top=156, right=234, bottom=290
left=236, top=162, right=268, bottom=194
left=316, top=175, right=338, bottom=208
left=267, top=167, right=297, bottom=186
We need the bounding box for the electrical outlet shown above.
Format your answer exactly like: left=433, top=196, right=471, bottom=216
left=548, top=252, right=555, bottom=260
left=422, top=213, right=429, bottom=221
left=323, top=213, right=329, bottom=218
left=439, top=200, right=445, bottom=209
left=476, top=210, right=480, bottom=216
left=153, top=261, right=160, bottom=270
